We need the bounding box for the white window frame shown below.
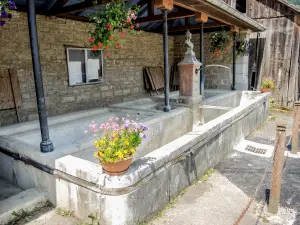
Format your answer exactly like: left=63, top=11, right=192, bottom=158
left=66, top=47, right=104, bottom=86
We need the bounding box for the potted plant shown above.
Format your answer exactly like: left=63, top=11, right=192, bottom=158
left=85, top=117, right=149, bottom=176
left=0, top=0, right=16, bottom=27
left=88, top=1, right=140, bottom=56
left=209, top=30, right=234, bottom=56
left=236, top=39, right=251, bottom=57
left=261, top=77, right=275, bottom=93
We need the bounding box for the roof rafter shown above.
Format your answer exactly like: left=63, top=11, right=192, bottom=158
left=50, top=0, right=110, bottom=16
left=166, top=22, right=227, bottom=33
left=136, top=11, right=195, bottom=23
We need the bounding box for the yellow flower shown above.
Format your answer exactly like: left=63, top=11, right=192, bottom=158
left=114, top=137, right=119, bottom=141
left=124, top=150, right=128, bottom=154
left=130, top=148, right=135, bottom=154
left=99, top=139, right=106, bottom=145
left=115, top=151, right=124, bottom=159
left=124, top=140, right=129, bottom=146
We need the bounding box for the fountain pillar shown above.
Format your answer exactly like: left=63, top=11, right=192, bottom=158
left=178, top=31, right=202, bottom=104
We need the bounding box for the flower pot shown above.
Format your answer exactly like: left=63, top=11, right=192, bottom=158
left=101, top=157, right=133, bottom=176
left=261, top=88, right=272, bottom=93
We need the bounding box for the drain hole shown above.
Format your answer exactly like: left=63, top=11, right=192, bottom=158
left=245, top=145, right=267, bottom=155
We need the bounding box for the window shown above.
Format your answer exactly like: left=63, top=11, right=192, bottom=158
left=236, top=0, right=246, bottom=13
left=67, top=48, right=104, bottom=86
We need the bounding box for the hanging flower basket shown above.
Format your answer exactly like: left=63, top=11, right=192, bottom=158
left=0, top=0, right=16, bottom=27
left=88, top=1, right=140, bottom=55
left=85, top=117, right=149, bottom=176
left=236, top=39, right=251, bottom=57
left=209, top=31, right=234, bottom=57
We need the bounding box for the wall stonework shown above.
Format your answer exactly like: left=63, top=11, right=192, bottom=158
left=174, top=33, right=234, bottom=90
left=0, top=12, right=174, bottom=126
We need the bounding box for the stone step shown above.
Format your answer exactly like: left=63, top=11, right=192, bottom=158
left=0, top=179, right=23, bottom=201
left=0, top=188, right=48, bottom=225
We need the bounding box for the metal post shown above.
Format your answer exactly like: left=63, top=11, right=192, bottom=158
left=200, top=22, right=205, bottom=96
left=268, top=122, right=287, bottom=214
left=292, top=101, right=300, bottom=154
left=163, top=10, right=171, bottom=112
left=232, top=32, right=236, bottom=91
left=27, top=0, right=54, bottom=153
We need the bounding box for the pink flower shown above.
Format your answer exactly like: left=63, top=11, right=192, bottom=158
left=126, top=17, right=131, bottom=23
left=132, top=15, right=137, bottom=20
left=84, top=130, right=88, bottom=134
left=88, top=37, right=94, bottom=43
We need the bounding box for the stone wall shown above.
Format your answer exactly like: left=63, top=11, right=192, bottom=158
left=174, top=33, right=233, bottom=90
left=0, top=12, right=174, bottom=126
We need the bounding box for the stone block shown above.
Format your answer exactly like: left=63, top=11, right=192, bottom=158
left=102, top=91, right=113, bottom=98
left=62, top=96, right=76, bottom=103
left=114, top=90, right=123, bottom=96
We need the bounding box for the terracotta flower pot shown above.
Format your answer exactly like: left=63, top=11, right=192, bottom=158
left=261, top=87, right=272, bottom=93
left=101, top=157, right=133, bottom=176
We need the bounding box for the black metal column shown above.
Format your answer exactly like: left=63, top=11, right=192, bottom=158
left=163, top=10, right=171, bottom=112
left=200, top=22, right=205, bottom=96
left=27, top=0, right=54, bottom=153
left=232, top=32, right=237, bottom=91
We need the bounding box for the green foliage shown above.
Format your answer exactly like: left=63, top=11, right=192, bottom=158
left=200, top=168, right=215, bottom=182
left=209, top=31, right=233, bottom=56
left=56, top=208, right=74, bottom=217
left=261, top=77, right=275, bottom=88
left=236, top=39, right=251, bottom=57
left=88, top=1, right=140, bottom=52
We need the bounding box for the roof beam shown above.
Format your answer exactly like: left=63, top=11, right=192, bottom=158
left=167, top=22, right=227, bottom=33
left=48, top=0, right=69, bottom=12
left=51, top=0, right=110, bottom=16
left=136, top=11, right=194, bottom=23
left=57, top=14, right=90, bottom=22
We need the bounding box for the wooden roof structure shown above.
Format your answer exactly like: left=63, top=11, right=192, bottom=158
left=14, top=0, right=266, bottom=33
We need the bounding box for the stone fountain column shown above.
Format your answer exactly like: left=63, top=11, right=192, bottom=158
left=178, top=31, right=202, bottom=104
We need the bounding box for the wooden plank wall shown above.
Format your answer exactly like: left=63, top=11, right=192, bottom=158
left=247, top=0, right=300, bottom=107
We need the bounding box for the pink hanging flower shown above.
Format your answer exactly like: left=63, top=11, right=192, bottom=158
left=126, top=17, right=131, bottom=23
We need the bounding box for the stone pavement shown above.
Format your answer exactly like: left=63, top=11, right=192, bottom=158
left=149, top=111, right=300, bottom=225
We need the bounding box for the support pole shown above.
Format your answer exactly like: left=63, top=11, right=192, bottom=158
left=27, top=0, right=54, bottom=153
left=292, top=101, right=300, bottom=154
left=200, top=22, right=205, bottom=96
left=162, top=10, right=171, bottom=112
left=232, top=32, right=237, bottom=91
left=268, top=122, right=287, bottom=214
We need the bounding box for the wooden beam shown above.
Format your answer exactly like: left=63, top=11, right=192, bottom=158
left=167, top=22, right=226, bottom=33
left=57, top=14, right=90, bottom=22
left=155, top=0, right=174, bottom=10
left=136, top=11, right=194, bottom=23
left=148, top=0, right=155, bottom=16
left=230, top=25, right=239, bottom=32
left=48, top=0, right=69, bottom=12
left=195, top=12, right=208, bottom=23
left=51, top=0, right=110, bottom=16
left=173, top=1, right=231, bottom=26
